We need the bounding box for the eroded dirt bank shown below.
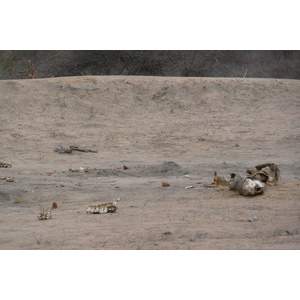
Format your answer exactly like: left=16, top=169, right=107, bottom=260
left=0, top=76, right=299, bottom=249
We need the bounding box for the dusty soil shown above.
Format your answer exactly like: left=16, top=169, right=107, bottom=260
left=0, top=75, right=299, bottom=249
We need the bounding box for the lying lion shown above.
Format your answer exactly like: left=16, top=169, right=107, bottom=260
left=214, top=163, right=280, bottom=196
left=229, top=173, right=265, bottom=196
left=247, top=163, right=280, bottom=186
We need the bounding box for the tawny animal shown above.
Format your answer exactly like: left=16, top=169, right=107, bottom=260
left=247, top=163, right=280, bottom=186
left=213, top=172, right=230, bottom=190
left=0, top=162, right=12, bottom=168
left=37, top=208, right=52, bottom=220
left=86, top=198, right=120, bottom=214
left=229, top=173, right=265, bottom=196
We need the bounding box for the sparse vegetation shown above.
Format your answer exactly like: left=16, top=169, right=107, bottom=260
left=13, top=198, right=23, bottom=204
left=33, top=234, right=44, bottom=245
left=1, top=50, right=299, bottom=80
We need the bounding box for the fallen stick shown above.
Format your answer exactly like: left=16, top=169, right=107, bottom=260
left=203, top=185, right=216, bottom=188
left=26, top=131, right=54, bottom=136
left=69, top=146, right=98, bottom=153
left=11, top=131, right=55, bottom=138
left=54, top=145, right=98, bottom=154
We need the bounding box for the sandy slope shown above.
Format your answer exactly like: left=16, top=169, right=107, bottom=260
left=0, top=75, right=299, bottom=249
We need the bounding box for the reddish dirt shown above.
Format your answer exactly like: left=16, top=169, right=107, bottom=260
left=0, top=75, right=299, bottom=249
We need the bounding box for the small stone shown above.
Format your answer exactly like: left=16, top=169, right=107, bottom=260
left=164, top=231, right=172, bottom=235
left=248, top=216, right=258, bottom=222
left=185, top=186, right=194, bottom=189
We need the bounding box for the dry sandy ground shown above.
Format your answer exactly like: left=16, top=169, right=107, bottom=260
left=0, top=75, right=299, bottom=249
